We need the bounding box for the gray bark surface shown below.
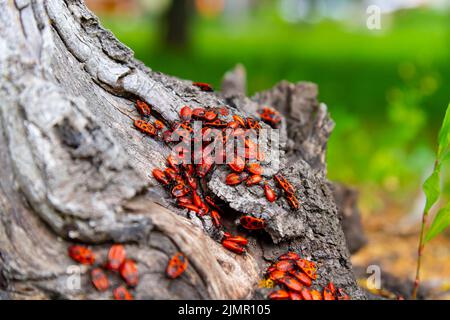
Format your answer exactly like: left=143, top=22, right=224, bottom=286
left=0, top=0, right=366, bottom=300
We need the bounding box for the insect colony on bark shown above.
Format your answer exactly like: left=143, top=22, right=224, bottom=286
left=143, top=95, right=300, bottom=254
left=68, top=244, right=136, bottom=300
left=66, top=82, right=349, bottom=299
left=266, top=252, right=350, bottom=300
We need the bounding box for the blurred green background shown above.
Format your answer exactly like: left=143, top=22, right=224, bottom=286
left=88, top=0, right=450, bottom=215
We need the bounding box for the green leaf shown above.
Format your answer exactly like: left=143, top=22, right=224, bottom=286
left=425, top=203, right=450, bottom=242
left=422, top=165, right=441, bottom=213
left=437, top=102, right=450, bottom=162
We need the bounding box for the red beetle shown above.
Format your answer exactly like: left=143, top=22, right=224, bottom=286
left=180, top=106, right=192, bottom=122
left=222, top=240, right=245, bottom=254
left=191, top=191, right=203, bottom=208
left=286, top=194, right=300, bottom=210
left=193, top=82, right=214, bottom=92
left=310, top=289, right=323, bottom=300
left=135, top=99, right=152, bottom=117
left=240, top=216, right=266, bottom=230
left=91, top=268, right=109, bottom=292
left=290, top=269, right=312, bottom=287
left=246, top=117, right=261, bottom=130
left=204, top=110, right=218, bottom=121
left=228, top=156, right=245, bottom=173
left=164, top=167, right=178, bottom=181
left=327, top=282, right=336, bottom=295
left=232, top=115, right=246, bottom=128
left=301, top=287, right=313, bottom=300
left=205, top=119, right=227, bottom=128
left=192, top=107, right=207, bottom=119
left=177, top=197, right=193, bottom=205
left=268, top=290, right=290, bottom=300
left=120, top=259, right=138, bottom=287
left=246, top=163, right=262, bottom=175
left=277, top=276, right=303, bottom=292
left=68, top=245, right=95, bottom=265
left=197, top=201, right=209, bottom=216
left=246, top=174, right=262, bottom=186
left=166, top=252, right=189, bottom=279
left=266, top=266, right=276, bottom=274
left=107, top=244, right=126, bottom=271
left=134, top=119, right=156, bottom=136
left=274, top=174, right=295, bottom=194
left=278, top=251, right=301, bottom=261
left=210, top=210, right=221, bottom=227
left=167, top=155, right=180, bottom=172
left=225, top=172, right=248, bottom=186
left=205, top=195, right=222, bottom=212
left=154, top=119, right=165, bottom=130
left=171, top=184, right=190, bottom=198
left=218, top=106, right=229, bottom=116
left=264, top=183, right=277, bottom=203
left=274, top=260, right=295, bottom=272
left=323, top=287, right=336, bottom=300
left=224, top=235, right=248, bottom=246
left=227, top=121, right=240, bottom=129
left=258, top=106, right=282, bottom=128
left=296, top=259, right=317, bottom=280
left=152, top=168, right=170, bottom=186
left=268, top=270, right=286, bottom=281
left=185, top=172, right=198, bottom=190
left=289, top=291, right=303, bottom=300
left=113, top=286, right=133, bottom=300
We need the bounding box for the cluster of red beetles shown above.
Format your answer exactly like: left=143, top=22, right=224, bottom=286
left=266, top=251, right=350, bottom=300
left=65, top=83, right=349, bottom=300
left=68, top=244, right=136, bottom=300
left=132, top=84, right=299, bottom=253
left=68, top=245, right=192, bottom=299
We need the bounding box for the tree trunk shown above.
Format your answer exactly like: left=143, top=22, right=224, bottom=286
left=162, top=0, right=191, bottom=51
left=0, top=0, right=366, bottom=300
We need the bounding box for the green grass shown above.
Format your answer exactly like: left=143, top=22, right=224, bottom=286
left=99, top=7, right=450, bottom=210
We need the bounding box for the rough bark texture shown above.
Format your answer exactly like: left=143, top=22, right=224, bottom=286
left=0, top=0, right=366, bottom=300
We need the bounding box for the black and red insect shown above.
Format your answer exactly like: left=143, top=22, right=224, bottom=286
left=106, top=244, right=126, bottom=271
left=240, top=216, right=266, bottom=230
left=166, top=252, right=189, bottom=279
left=68, top=245, right=95, bottom=265
left=135, top=99, right=152, bottom=117
left=193, top=82, right=214, bottom=92
left=91, top=268, right=109, bottom=292
left=113, top=286, right=133, bottom=300
left=120, top=259, right=138, bottom=287
left=274, top=174, right=295, bottom=195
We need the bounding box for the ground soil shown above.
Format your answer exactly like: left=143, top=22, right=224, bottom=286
left=352, top=206, right=450, bottom=299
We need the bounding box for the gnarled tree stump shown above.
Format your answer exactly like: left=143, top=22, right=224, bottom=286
left=0, top=0, right=366, bottom=300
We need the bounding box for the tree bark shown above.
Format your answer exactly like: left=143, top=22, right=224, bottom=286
left=0, top=0, right=366, bottom=300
